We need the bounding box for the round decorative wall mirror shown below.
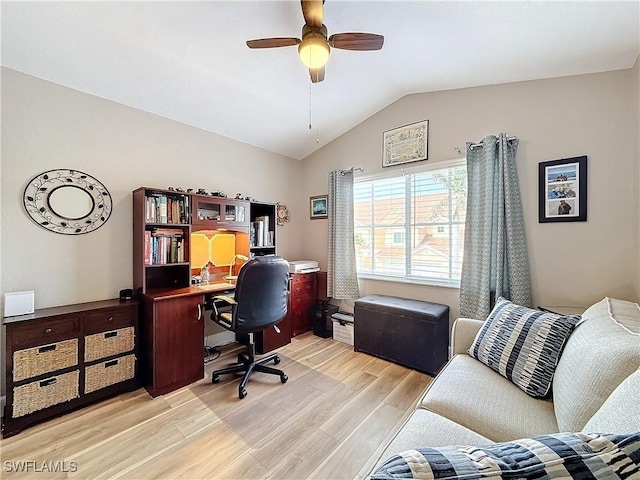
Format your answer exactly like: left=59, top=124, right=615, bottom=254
left=23, top=169, right=113, bottom=235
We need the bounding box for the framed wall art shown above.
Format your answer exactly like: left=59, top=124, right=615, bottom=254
left=310, top=195, right=328, bottom=219
left=383, top=120, right=428, bottom=168
left=538, top=156, right=587, bottom=223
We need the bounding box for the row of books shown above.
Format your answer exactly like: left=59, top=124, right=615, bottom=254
left=145, top=194, right=189, bottom=224
left=144, top=229, right=185, bottom=265
left=250, top=216, right=274, bottom=247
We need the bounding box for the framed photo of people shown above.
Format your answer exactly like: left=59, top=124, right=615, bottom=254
left=538, top=156, right=587, bottom=223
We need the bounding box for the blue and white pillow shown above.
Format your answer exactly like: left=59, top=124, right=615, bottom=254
left=469, top=298, right=579, bottom=398
left=371, top=432, right=640, bottom=480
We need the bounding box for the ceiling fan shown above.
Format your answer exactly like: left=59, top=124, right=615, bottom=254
left=246, top=0, right=384, bottom=83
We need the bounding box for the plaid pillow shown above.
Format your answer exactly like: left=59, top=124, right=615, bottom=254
left=372, top=432, right=640, bottom=480
left=469, top=298, right=579, bottom=398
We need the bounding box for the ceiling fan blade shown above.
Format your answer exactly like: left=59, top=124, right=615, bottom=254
left=328, top=33, right=384, bottom=51
left=246, top=37, right=301, bottom=49
left=309, top=66, right=325, bottom=83
left=301, top=0, right=324, bottom=28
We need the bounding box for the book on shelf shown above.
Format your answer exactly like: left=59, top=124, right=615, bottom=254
left=151, top=227, right=184, bottom=237
left=170, top=236, right=178, bottom=263
left=144, top=230, right=152, bottom=265
left=159, top=196, right=168, bottom=223
left=255, top=220, right=265, bottom=247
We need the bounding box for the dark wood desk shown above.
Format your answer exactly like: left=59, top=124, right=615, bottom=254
left=141, top=282, right=235, bottom=397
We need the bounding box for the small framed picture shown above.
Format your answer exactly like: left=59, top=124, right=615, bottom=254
left=310, top=195, right=328, bottom=219
left=538, top=156, right=587, bottom=223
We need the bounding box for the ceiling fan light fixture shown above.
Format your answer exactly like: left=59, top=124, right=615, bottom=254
left=298, top=34, right=330, bottom=69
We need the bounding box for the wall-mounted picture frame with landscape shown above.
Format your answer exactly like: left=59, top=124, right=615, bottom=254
left=310, top=195, right=328, bottom=219
left=383, top=120, right=429, bottom=168
left=538, top=156, right=587, bottom=223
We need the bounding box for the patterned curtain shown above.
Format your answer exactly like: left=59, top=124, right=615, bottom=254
left=459, top=134, right=532, bottom=320
left=327, top=170, right=360, bottom=299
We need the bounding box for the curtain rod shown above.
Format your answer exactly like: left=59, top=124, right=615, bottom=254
left=340, top=167, right=364, bottom=175
left=468, top=135, right=518, bottom=150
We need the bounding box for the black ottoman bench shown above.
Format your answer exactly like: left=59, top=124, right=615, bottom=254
left=354, top=295, right=449, bottom=376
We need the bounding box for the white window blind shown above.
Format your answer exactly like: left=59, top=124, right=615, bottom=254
left=354, top=162, right=467, bottom=285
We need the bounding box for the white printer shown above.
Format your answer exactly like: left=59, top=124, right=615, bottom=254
left=288, top=260, right=320, bottom=274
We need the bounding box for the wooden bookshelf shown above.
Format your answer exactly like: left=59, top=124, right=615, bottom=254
left=133, top=187, right=192, bottom=296
left=250, top=202, right=276, bottom=256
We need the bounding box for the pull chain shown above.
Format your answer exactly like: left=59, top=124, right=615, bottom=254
left=315, top=81, right=320, bottom=144
left=308, top=81, right=320, bottom=144
left=308, top=83, right=313, bottom=130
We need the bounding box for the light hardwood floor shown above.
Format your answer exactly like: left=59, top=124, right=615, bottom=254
left=1, top=333, right=432, bottom=480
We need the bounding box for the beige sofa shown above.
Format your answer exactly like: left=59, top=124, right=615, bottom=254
left=369, top=297, right=640, bottom=474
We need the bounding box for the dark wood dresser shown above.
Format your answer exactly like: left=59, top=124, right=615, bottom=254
left=289, top=272, right=317, bottom=337
left=2, top=299, right=139, bottom=438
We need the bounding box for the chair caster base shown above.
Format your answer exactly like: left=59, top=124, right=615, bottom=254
left=281, top=374, right=288, bottom=383
left=239, top=387, right=247, bottom=399
left=212, top=374, right=220, bottom=384
left=274, top=356, right=281, bottom=365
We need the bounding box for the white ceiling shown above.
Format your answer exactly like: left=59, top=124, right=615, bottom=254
left=2, top=1, right=639, bottom=160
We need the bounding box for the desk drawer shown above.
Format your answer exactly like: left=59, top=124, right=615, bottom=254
left=10, top=317, right=80, bottom=348
left=85, top=326, right=135, bottom=362
left=84, top=309, right=135, bottom=335
left=13, top=370, right=80, bottom=418
left=13, top=339, right=78, bottom=382
left=292, top=282, right=314, bottom=296
left=85, top=354, right=135, bottom=394
left=291, top=274, right=314, bottom=286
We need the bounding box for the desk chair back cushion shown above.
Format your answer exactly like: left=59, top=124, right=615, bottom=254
left=233, top=256, right=289, bottom=334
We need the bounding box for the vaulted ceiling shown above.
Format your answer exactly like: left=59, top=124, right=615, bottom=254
left=2, top=1, right=639, bottom=160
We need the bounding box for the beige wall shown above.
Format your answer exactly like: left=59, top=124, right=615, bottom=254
left=1, top=67, right=304, bottom=311
left=301, top=68, right=640, bottom=321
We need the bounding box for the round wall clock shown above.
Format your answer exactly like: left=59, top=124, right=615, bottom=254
left=23, top=169, right=113, bottom=235
left=276, top=203, right=290, bottom=226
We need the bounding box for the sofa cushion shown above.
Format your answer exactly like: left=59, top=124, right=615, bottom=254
left=553, top=297, right=640, bottom=432
left=420, top=355, right=558, bottom=442
left=371, top=432, right=640, bottom=480
left=468, top=298, right=579, bottom=398
left=582, top=368, right=640, bottom=434
left=370, top=409, right=493, bottom=473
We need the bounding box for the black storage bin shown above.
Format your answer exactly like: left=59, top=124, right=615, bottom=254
left=354, top=295, right=449, bottom=375
left=312, top=302, right=339, bottom=338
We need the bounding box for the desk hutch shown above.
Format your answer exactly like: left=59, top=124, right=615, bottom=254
left=132, top=187, right=316, bottom=397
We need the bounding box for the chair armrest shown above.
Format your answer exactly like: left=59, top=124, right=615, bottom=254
left=212, top=295, right=236, bottom=305
left=212, top=295, right=236, bottom=320
left=451, top=317, right=485, bottom=355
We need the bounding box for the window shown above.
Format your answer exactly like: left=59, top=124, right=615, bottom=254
left=354, top=161, right=467, bottom=285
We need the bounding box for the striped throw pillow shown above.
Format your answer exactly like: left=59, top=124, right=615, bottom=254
left=469, top=298, right=579, bottom=398
left=371, top=432, right=640, bottom=480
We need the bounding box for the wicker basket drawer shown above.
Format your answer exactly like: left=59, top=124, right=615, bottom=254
left=84, top=327, right=134, bottom=362
left=13, top=370, right=80, bottom=418
left=85, top=354, right=135, bottom=394
left=13, top=339, right=78, bottom=382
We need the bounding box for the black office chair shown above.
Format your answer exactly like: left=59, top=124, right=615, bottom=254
left=210, top=255, right=289, bottom=399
